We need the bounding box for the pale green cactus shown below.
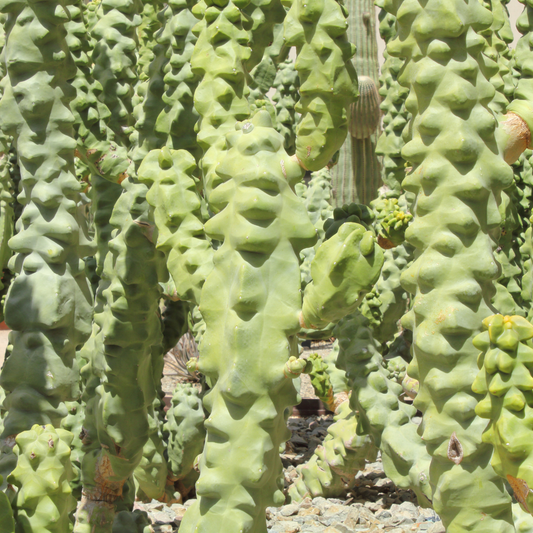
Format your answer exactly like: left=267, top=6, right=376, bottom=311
left=288, top=400, right=376, bottom=501
left=472, top=314, right=533, bottom=514
left=384, top=0, right=531, bottom=527
left=179, top=111, right=317, bottom=533
left=139, top=147, right=212, bottom=306
left=300, top=221, right=384, bottom=329
left=284, top=0, right=358, bottom=170
left=9, top=425, right=76, bottom=533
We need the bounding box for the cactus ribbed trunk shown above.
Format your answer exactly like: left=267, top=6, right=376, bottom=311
left=385, top=0, right=518, bottom=529
left=330, top=0, right=381, bottom=206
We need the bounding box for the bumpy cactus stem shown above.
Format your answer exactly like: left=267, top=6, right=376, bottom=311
left=165, top=382, right=206, bottom=499
left=288, top=399, right=376, bottom=501
left=140, top=147, right=212, bottom=305
left=284, top=0, right=358, bottom=171
left=472, top=314, right=533, bottom=514
left=384, top=0, right=531, bottom=527
left=0, top=0, right=94, bottom=452
left=300, top=221, right=383, bottom=329
left=179, top=111, right=316, bottom=533
left=75, top=178, right=166, bottom=532
left=191, top=0, right=252, bottom=200
left=9, top=424, right=76, bottom=533
left=91, top=0, right=142, bottom=151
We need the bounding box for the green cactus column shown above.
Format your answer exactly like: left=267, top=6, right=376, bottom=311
left=75, top=178, right=166, bottom=532
left=384, top=0, right=521, bottom=528
left=0, top=0, right=94, bottom=446
left=9, top=424, right=76, bottom=533
left=191, top=0, right=252, bottom=200
left=472, top=314, right=533, bottom=513
left=0, top=14, right=14, bottom=321
left=179, top=111, right=317, bottom=533
left=284, top=0, right=358, bottom=171
left=91, top=0, right=142, bottom=152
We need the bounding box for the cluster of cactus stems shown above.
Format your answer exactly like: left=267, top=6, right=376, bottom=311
left=2, top=0, right=533, bottom=532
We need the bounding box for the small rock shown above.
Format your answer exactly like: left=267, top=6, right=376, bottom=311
left=418, top=508, right=439, bottom=522
left=375, top=510, right=392, bottom=521
left=150, top=511, right=175, bottom=524
left=298, top=506, right=322, bottom=517
left=312, top=496, right=330, bottom=512
left=183, top=499, right=196, bottom=508
left=364, top=501, right=381, bottom=512
left=280, top=504, right=299, bottom=517
left=328, top=521, right=354, bottom=533
left=323, top=527, right=342, bottom=533
left=428, top=522, right=445, bottom=533
left=272, top=520, right=300, bottom=533
left=299, top=497, right=313, bottom=509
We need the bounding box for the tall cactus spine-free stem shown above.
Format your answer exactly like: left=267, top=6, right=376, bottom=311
left=0, top=0, right=94, bottom=444
left=385, top=0, right=528, bottom=528
left=179, top=111, right=317, bottom=533
left=75, top=178, right=166, bottom=533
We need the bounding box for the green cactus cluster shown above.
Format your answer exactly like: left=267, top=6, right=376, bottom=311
left=1, top=0, right=533, bottom=532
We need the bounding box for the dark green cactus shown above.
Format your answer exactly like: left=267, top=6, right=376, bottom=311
left=76, top=178, right=166, bottom=532
left=0, top=0, right=94, bottom=451
left=91, top=0, right=142, bottom=151
left=165, top=382, right=206, bottom=499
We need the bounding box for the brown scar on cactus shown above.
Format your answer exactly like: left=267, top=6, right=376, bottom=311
left=499, top=112, right=531, bottom=164
left=447, top=432, right=463, bottom=465
left=506, top=475, right=532, bottom=514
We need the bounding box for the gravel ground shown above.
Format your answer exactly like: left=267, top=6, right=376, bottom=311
left=135, top=414, right=443, bottom=533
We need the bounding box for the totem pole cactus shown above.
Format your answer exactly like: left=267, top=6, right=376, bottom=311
left=178, top=111, right=317, bottom=533
left=472, top=314, right=533, bottom=514
left=0, top=0, right=94, bottom=491
left=383, top=0, right=533, bottom=528
left=284, top=0, right=358, bottom=170
left=8, top=425, right=75, bottom=533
